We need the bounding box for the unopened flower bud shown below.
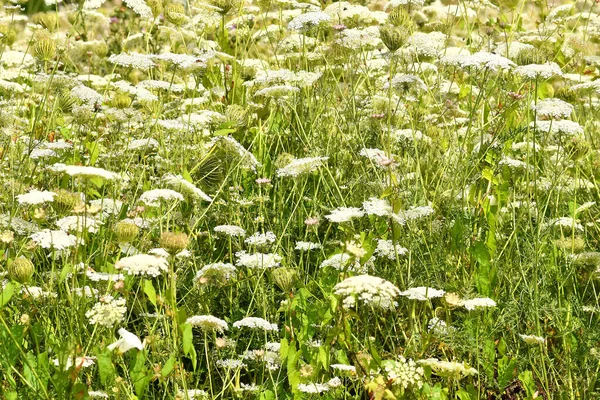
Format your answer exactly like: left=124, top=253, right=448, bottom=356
left=160, top=232, right=189, bottom=254
left=115, top=221, right=139, bottom=243
left=9, top=257, right=35, bottom=284
left=271, top=267, right=297, bottom=292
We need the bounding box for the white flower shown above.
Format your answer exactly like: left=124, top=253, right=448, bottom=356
left=115, top=254, right=168, bottom=277
left=296, top=383, right=329, bottom=393
left=374, top=239, right=408, bottom=261
left=108, top=52, right=155, bottom=70
left=86, top=296, right=127, bottom=328
left=363, top=198, right=392, bottom=217
left=295, top=241, right=322, bottom=251
left=30, top=229, right=80, bottom=250
left=86, top=270, right=124, bottom=282
left=236, top=251, right=282, bottom=269
left=216, top=359, right=247, bottom=369
left=122, top=0, right=153, bottom=18
left=440, top=51, right=514, bottom=71
left=195, top=262, right=237, bottom=282
left=531, top=98, right=573, bottom=119
left=331, top=364, right=356, bottom=374
left=56, top=216, right=103, bottom=233
left=245, top=231, right=276, bottom=246
left=382, top=357, right=424, bottom=389
left=52, top=356, right=96, bottom=370
left=514, top=63, right=563, bottom=80
left=531, top=120, right=583, bottom=136
left=543, top=217, right=583, bottom=231
left=107, top=328, right=144, bottom=354
left=325, top=207, right=365, bottom=223
left=175, top=389, right=208, bottom=399
left=392, top=129, right=432, bottom=145
left=385, top=74, right=427, bottom=91
left=320, top=253, right=362, bottom=271
left=125, top=138, right=159, bottom=151
left=519, top=334, right=545, bottom=345
left=16, top=190, right=56, bottom=205
left=73, top=286, right=99, bottom=298
left=163, top=174, right=212, bottom=202
left=462, top=297, right=496, bottom=310
left=88, top=391, right=109, bottom=399
left=288, top=11, right=330, bottom=31
left=209, top=136, right=261, bottom=171
left=254, top=85, right=300, bottom=98
left=186, top=315, right=229, bottom=332
left=240, top=383, right=261, bottom=392
left=393, top=205, right=435, bottom=225
left=333, top=274, right=401, bottom=309
left=399, top=287, right=445, bottom=301
left=71, top=85, right=103, bottom=106
left=152, top=53, right=207, bottom=70
left=214, top=225, right=246, bottom=237
left=233, top=317, right=278, bottom=331
left=277, top=157, right=329, bottom=178
left=48, top=164, right=119, bottom=180
left=138, top=189, right=184, bottom=207
left=428, top=317, right=453, bottom=335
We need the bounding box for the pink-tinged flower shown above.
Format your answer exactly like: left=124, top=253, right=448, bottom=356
left=304, top=216, right=320, bottom=226
left=256, top=177, right=272, bottom=185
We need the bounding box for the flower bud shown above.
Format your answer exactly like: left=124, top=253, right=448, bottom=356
left=159, top=232, right=189, bottom=254
left=271, top=267, right=297, bottom=292
left=379, top=24, right=407, bottom=52
left=53, top=190, right=83, bottom=214
left=34, top=34, right=56, bottom=62
left=225, top=104, right=248, bottom=128
left=111, top=93, right=132, bottom=109
left=164, top=3, right=188, bottom=26
left=115, top=221, right=140, bottom=243
left=8, top=257, right=35, bottom=284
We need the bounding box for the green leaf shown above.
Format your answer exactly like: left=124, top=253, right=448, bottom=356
left=456, top=390, right=472, bottom=400
left=259, top=390, right=275, bottom=400
left=285, top=340, right=301, bottom=392
left=143, top=280, right=157, bottom=307
left=130, top=351, right=149, bottom=398
left=182, top=167, right=193, bottom=183
left=97, top=349, right=115, bottom=385
left=498, top=356, right=517, bottom=389
left=213, top=128, right=236, bottom=136
left=161, top=356, right=177, bottom=377
left=59, top=263, right=72, bottom=282
left=189, top=344, right=197, bottom=371
left=0, top=281, right=17, bottom=308
left=71, top=382, right=88, bottom=400
left=518, top=370, right=537, bottom=398
left=469, top=241, right=496, bottom=296
left=182, top=323, right=193, bottom=355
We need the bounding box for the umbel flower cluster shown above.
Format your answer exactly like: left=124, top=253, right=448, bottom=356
left=0, top=0, right=598, bottom=397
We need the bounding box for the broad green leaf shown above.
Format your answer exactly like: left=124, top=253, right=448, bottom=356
left=259, top=390, right=275, bottom=400
left=182, top=323, right=193, bottom=355
left=143, top=280, right=157, bottom=307
left=161, top=356, right=177, bottom=377
left=213, top=128, right=236, bottom=136
left=98, top=349, right=115, bottom=385
left=498, top=356, right=517, bottom=389
left=0, top=282, right=17, bottom=308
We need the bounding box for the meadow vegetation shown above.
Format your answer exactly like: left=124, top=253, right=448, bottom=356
left=0, top=0, right=599, bottom=398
